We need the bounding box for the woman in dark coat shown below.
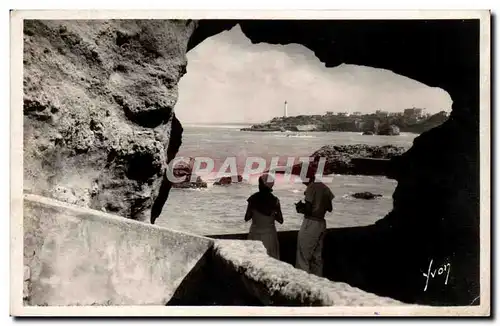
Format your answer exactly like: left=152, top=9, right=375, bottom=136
left=245, top=174, right=284, bottom=259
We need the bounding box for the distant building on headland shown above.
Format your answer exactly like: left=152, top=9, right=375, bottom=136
left=404, top=108, right=424, bottom=118
left=283, top=100, right=288, bottom=118
left=403, top=108, right=426, bottom=123
left=326, top=111, right=350, bottom=116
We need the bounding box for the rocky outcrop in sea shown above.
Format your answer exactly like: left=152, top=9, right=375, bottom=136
left=273, top=144, right=408, bottom=178
left=377, top=124, right=401, bottom=136
left=170, top=159, right=207, bottom=189
left=351, top=192, right=383, bottom=200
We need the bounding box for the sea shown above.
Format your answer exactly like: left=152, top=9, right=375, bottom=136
left=157, top=123, right=418, bottom=236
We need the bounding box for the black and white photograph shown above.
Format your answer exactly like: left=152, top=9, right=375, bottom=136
left=9, top=9, right=491, bottom=316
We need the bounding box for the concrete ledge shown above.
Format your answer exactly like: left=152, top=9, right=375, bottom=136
left=21, top=194, right=410, bottom=307
left=23, top=194, right=213, bottom=306
left=213, top=239, right=406, bottom=306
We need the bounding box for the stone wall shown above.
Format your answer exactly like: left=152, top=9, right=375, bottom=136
left=23, top=193, right=212, bottom=306
left=22, top=194, right=405, bottom=307
left=210, top=226, right=478, bottom=306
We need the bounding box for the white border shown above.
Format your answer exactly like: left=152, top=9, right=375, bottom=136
left=9, top=9, right=491, bottom=317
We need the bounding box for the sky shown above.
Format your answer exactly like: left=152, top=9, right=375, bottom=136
left=175, top=25, right=453, bottom=124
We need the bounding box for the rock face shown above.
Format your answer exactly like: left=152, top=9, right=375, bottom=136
left=23, top=20, right=197, bottom=221
left=329, top=114, right=480, bottom=306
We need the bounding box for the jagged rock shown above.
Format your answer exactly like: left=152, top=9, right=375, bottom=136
left=23, top=20, right=197, bottom=221
left=351, top=192, right=382, bottom=200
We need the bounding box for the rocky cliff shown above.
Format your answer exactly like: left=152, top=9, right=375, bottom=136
left=23, top=20, right=196, bottom=221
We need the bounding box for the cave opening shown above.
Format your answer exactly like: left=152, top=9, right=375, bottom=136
left=154, top=19, right=481, bottom=306
left=163, top=21, right=453, bottom=237
left=21, top=17, right=484, bottom=308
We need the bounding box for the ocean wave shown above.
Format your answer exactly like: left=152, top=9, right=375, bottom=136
left=180, top=187, right=210, bottom=192
left=342, top=183, right=365, bottom=187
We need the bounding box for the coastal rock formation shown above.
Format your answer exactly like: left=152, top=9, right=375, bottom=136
left=242, top=112, right=445, bottom=135
left=377, top=124, right=400, bottom=136
left=352, top=192, right=383, bottom=200
left=23, top=20, right=197, bottom=221
left=169, top=158, right=208, bottom=189
left=274, top=144, right=407, bottom=177
left=240, top=125, right=284, bottom=132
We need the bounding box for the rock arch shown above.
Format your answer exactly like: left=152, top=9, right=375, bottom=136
left=22, top=18, right=483, bottom=306
left=180, top=19, right=480, bottom=305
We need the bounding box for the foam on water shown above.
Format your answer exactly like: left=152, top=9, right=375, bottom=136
left=273, top=134, right=316, bottom=138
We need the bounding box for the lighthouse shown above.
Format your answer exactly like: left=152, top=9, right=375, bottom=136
left=284, top=100, right=288, bottom=118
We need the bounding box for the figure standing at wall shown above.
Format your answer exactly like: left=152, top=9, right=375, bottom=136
left=295, top=170, right=335, bottom=277
left=244, top=174, right=284, bottom=259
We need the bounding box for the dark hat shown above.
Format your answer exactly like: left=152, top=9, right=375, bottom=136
left=259, top=173, right=275, bottom=190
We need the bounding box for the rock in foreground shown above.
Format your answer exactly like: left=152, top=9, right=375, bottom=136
left=23, top=20, right=197, bottom=221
